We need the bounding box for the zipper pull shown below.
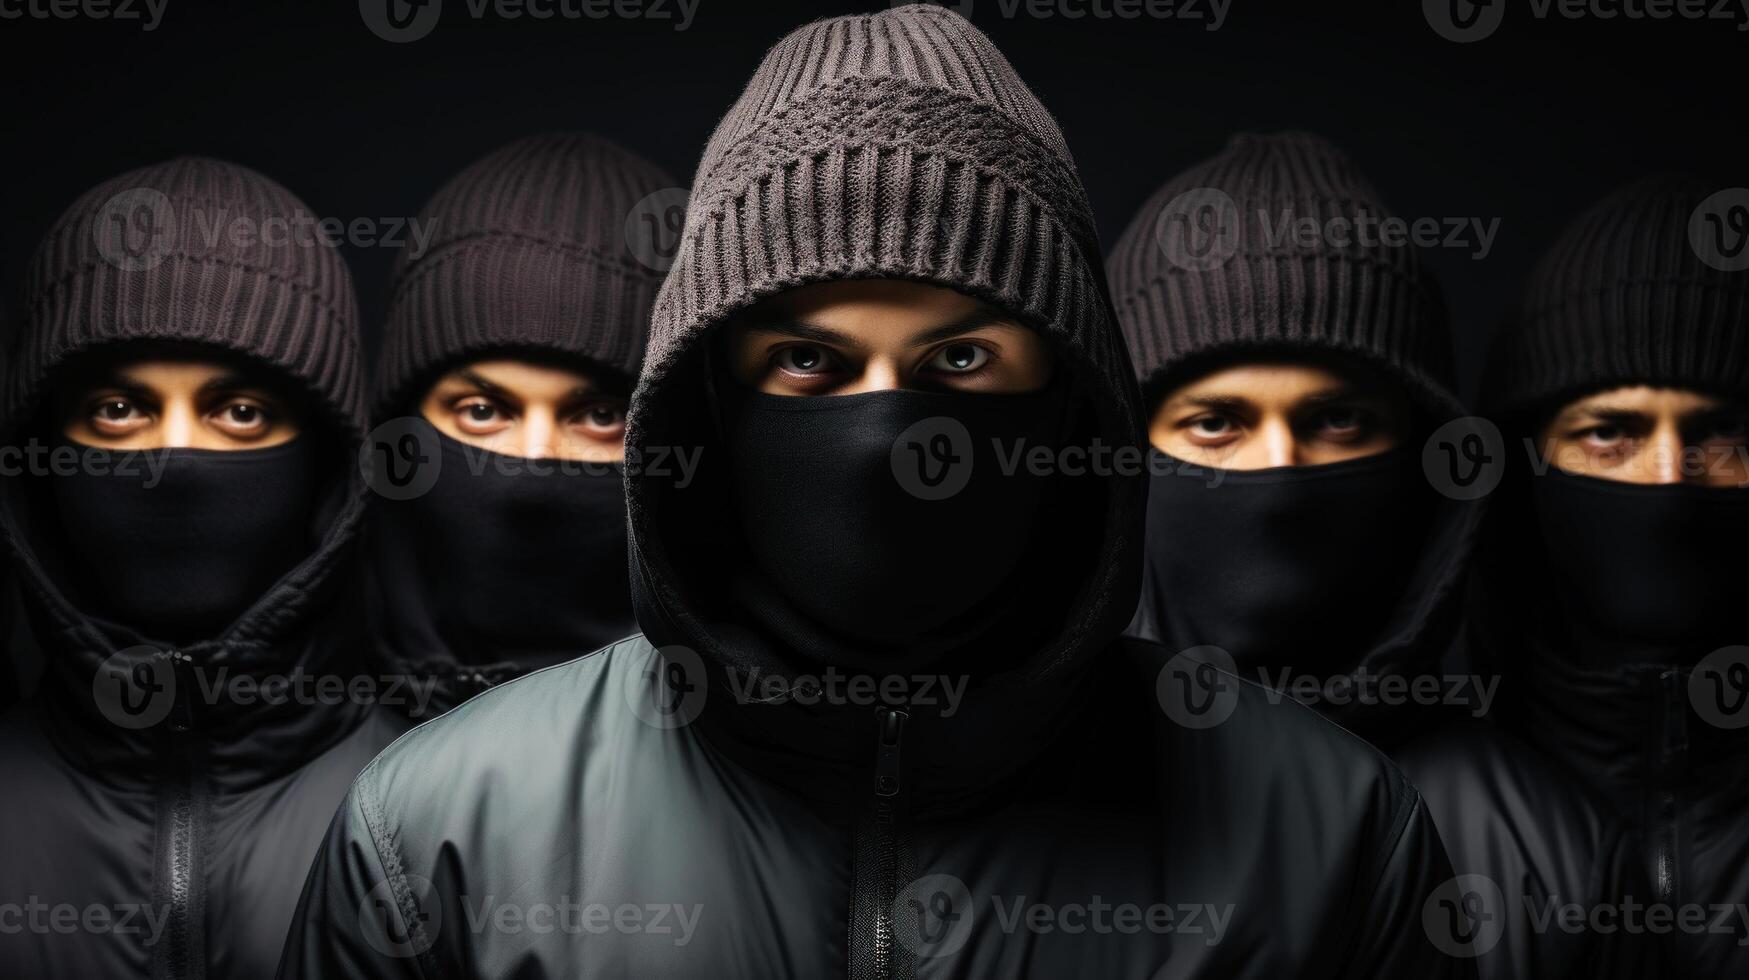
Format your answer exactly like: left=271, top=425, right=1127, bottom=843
left=166, top=650, right=195, bottom=735
left=875, top=707, right=908, bottom=797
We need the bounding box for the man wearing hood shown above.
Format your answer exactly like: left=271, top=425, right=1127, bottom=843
left=0, top=158, right=408, bottom=979
left=279, top=8, right=1465, bottom=978
left=366, top=132, right=673, bottom=718
left=1109, top=131, right=1651, bottom=978
left=1479, top=174, right=1749, bottom=977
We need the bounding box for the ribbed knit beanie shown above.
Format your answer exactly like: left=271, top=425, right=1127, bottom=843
left=375, top=132, right=677, bottom=415
left=627, top=4, right=1143, bottom=680
left=636, top=3, right=1133, bottom=425
left=1107, top=131, right=1459, bottom=417
left=6, top=157, right=364, bottom=440
left=1487, top=174, right=1749, bottom=418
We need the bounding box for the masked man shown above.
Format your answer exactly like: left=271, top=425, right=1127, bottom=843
left=279, top=9, right=1466, bottom=978
left=366, top=132, right=673, bottom=717
left=0, top=158, right=407, bottom=979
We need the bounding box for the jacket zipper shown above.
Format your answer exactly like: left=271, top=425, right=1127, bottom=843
left=154, top=650, right=207, bottom=980
left=850, top=707, right=911, bottom=980
left=1649, top=669, right=1685, bottom=908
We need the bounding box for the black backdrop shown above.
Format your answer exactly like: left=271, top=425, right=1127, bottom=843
left=2, top=0, right=1742, bottom=396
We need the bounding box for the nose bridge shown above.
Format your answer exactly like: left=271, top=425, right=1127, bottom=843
left=522, top=405, right=558, bottom=459
left=1262, top=414, right=1296, bottom=468
left=855, top=354, right=903, bottom=394
left=162, top=395, right=197, bottom=448
left=1644, top=418, right=1685, bottom=484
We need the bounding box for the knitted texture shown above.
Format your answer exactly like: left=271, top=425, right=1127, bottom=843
left=627, top=4, right=1143, bottom=682
left=1107, top=131, right=1458, bottom=415
left=375, top=132, right=676, bottom=414
left=1489, top=174, right=1749, bottom=416
left=8, top=157, right=364, bottom=438
left=637, top=4, right=1134, bottom=429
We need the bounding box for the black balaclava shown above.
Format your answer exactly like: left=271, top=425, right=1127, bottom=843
left=1530, top=469, right=1749, bottom=659
left=368, top=134, right=674, bottom=706
left=371, top=429, right=635, bottom=673
left=1108, top=133, right=1473, bottom=722
left=715, top=368, right=1072, bottom=671
left=1142, top=448, right=1428, bottom=673
left=51, top=438, right=321, bottom=645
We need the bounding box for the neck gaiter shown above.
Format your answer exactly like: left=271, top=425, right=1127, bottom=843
left=1142, top=449, right=1426, bottom=673
left=718, top=382, right=1069, bottom=669
left=1532, top=468, right=1749, bottom=663
left=373, top=430, right=636, bottom=669
left=52, top=438, right=321, bottom=644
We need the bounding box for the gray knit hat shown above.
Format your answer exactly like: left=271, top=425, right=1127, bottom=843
left=1488, top=173, right=1749, bottom=417
left=6, top=157, right=364, bottom=439
left=636, top=4, right=1132, bottom=418
left=627, top=4, right=1142, bottom=679
left=374, top=132, right=677, bottom=415
left=1107, top=131, right=1460, bottom=418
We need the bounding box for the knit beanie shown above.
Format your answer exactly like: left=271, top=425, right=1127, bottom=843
left=1487, top=174, right=1749, bottom=418
left=1107, top=131, right=1460, bottom=418
left=636, top=3, right=1133, bottom=425
left=374, top=132, right=677, bottom=415
left=6, top=157, right=364, bottom=440
left=627, top=4, right=1142, bottom=679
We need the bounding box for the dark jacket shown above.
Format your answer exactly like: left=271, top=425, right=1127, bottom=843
left=281, top=12, right=1465, bottom=977
left=1107, top=132, right=1654, bottom=979
left=0, top=157, right=409, bottom=980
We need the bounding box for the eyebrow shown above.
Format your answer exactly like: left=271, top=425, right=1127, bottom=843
left=452, top=369, right=508, bottom=396
left=744, top=303, right=1017, bottom=350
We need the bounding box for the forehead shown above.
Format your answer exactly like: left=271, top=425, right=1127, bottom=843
left=1167, top=358, right=1390, bottom=404
left=742, top=279, right=1003, bottom=341
left=1556, top=384, right=1735, bottom=417
left=435, top=358, right=607, bottom=396
left=67, top=357, right=263, bottom=389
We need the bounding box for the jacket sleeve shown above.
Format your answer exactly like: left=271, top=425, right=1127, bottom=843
left=275, top=776, right=432, bottom=980
left=1342, top=792, right=1481, bottom=980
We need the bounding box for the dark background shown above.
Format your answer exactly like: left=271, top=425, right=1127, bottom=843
left=1, top=0, right=1742, bottom=397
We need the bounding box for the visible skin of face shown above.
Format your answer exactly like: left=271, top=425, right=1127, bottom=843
left=59, top=359, right=304, bottom=450
left=727, top=279, right=1053, bottom=396
left=1538, top=385, right=1749, bottom=486
left=420, top=358, right=628, bottom=462
left=1150, top=360, right=1411, bottom=470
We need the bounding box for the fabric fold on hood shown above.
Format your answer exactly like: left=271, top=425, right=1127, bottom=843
left=0, top=157, right=373, bottom=791
left=364, top=132, right=675, bottom=713
left=1107, top=131, right=1485, bottom=742
left=624, top=4, right=1145, bottom=813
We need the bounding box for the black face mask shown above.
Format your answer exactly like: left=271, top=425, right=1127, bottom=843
left=1533, top=468, right=1749, bottom=656
left=718, top=383, right=1067, bottom=660
left=53, top=439, right=321, bottom=644
left=1143, top=449, right=1425, bottom=672
left=374, top=431, right=635, bottom=665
